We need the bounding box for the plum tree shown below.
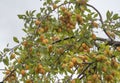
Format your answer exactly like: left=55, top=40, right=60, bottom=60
left=0, top=0, right=120, bottom=83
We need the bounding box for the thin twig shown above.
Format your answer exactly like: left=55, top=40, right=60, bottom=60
left=86, top=4, right=113, bottom=41
left=77, top=62, right=93, bottom=78
left=3, top=69, right=16, bottom=82
left=66, top=66, right=79, bottom=82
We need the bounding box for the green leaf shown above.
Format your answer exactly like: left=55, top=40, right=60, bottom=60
left=3, top=48, right=10, bottom=52
left=32, top=10, right=36, bottom=14
left=113, top=14, right=119, bottom=20
left=13, top=37, right=19, bottom=43
left=3, top=57, right=9, bottom=66
left=94, top=13, right=98, bottom=18
left=106, top=11, right=112, bottom=20
left=17, top=15, right=26, bottom=19
left=26, top=11, right=29, bottom=16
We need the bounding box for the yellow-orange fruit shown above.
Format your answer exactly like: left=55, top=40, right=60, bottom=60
left=39, top=69, right=45, bottom=74
left=57, top=48, right=64, bottom=54
left=35, top=67, right=39, bottom=74
left=26, top=79, right=32, bottom=83
left=105, top=75, right=113, bottom=81
left=10, top=53, right=15, bottom=59
left=77, top=0, right=87, bottom=5
left=21, top=70, right=26, bottom=76
left=87, top=81, right=92, bottom=83
left=92, top=33, right=96, bottom=40
left=60, top=6, right=66, bottom=11
left=116, top=47, right=120, bottom=52
left=38, top=64, right=43, bottom=69
left=48, top=45, right=53, bottom=52
left=52, top=36, right=60, bottom=41
left=69, top=61, right=74, bottom=68
left=104, top=50, right=109, bottom=55
left=5, top=70, right=10, bottom=75
left=42, top=39, right=49, bottom=44
left=71, top=79, right=75, bottom=83
left=92, top=74, right=98, bottom=80
left=78, top=55, right=88, bottom=61
left=40, top=35, right=44, bottom=41
left=25, top=65, right=29, bottom=70
left=76, top=14, right=83, bottom=24
left=62, top=63, right=67, bottom=68
left=82, top=43, right=87, bottom=48
left=22, top=41, right=28, bottom=47
left=17, top=58, right=22, bottom=63
left=71, top=57, right=77, bottom=64
left=96, top=55, right=107, bottom=62
left=111, top=71, right=116, bottom=77
left=102, top=67, right=107, bottom=72
left=11, top=76, right=16, bottom=80
left=52, top=4, right=57, bottom=9
left=92, top=21, right=98, bottom=28
left=37, top=28, right=44, bottom=33
left=35, top=20, right=41, bottom=26
left=57, top=28, right=62, bottom=32
left=44, top=27, right=48, bottom=32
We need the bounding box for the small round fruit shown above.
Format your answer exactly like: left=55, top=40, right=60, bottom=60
left=48, top=45, right=53, bottom=52
left=40, top=35, right=44, bottom=41
left=62, top=63, right=67, bottom=68
left=69, top=61, right=74, bottom=68
left=52, top=4, right=57, bottom=9
left=78, top=0, right=87, bottom=5
left=35, top=20, right=41, bottom=26
left=17, top=58, right=22, bottom=63
left=5, top=70, right=10, bottom=75
left=11, top=76, right=16, bottom=80
left=38, top=64, right=43, bottom=69
left=42, top=39, right=49, bottom=44
left=92, top=74, right=98, bottom=80
left=92, top=21, right=98, bottom=28
left=39, top=69, right=45, bottom=74
left=21, top=70, right=26, bottom=76
left=25, top=65, right=29, bottom=70
left=116, top=47, right=120, bottom=52
left=71, top=79, right=75, bottom=83
left=26, top=79, right=32, bottom=83
left=102, top=67, right=107, bottom=72
left=71, top=57, right=77, bottom=64
left=37, top=28, right=44, bottom=33
left=105, top=75, right=113, bottom=82
left=87, top=81, right=92, bottom=83
left=92, top=33, right=96, bottom=40
left=82, top=43, right=87, bottom=48
left=57, top=48, right=64, bottom=54
left=22, top=41, right=28, bottom=47
left=10, top=53, right=15, bottom=59
left=60, top=6, right=66, bottom=11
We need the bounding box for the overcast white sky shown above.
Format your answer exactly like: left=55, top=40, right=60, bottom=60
left=0, top=0, right=120, bottom=82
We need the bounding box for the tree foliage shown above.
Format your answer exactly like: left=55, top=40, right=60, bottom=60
left=0, top=0, right=120, bottom=83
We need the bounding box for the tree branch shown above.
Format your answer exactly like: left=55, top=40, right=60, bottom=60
left=86, top=4, right=113, bottom=41
left=52, top=35, right=120, bottom=47
left=96, top=37, right=120, bottom=46
left=77, top=62, right=93, bottom=79
left=3, top=69, right=16, bottom=82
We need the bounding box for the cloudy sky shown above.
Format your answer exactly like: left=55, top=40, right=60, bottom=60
left=0, top=0, right=120, bottom=82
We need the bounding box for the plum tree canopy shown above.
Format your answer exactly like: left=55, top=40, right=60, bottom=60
left=0, top=0, right=120, bottom=83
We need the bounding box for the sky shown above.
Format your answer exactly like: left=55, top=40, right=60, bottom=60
left=0, top=0, right=120, bottom=82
